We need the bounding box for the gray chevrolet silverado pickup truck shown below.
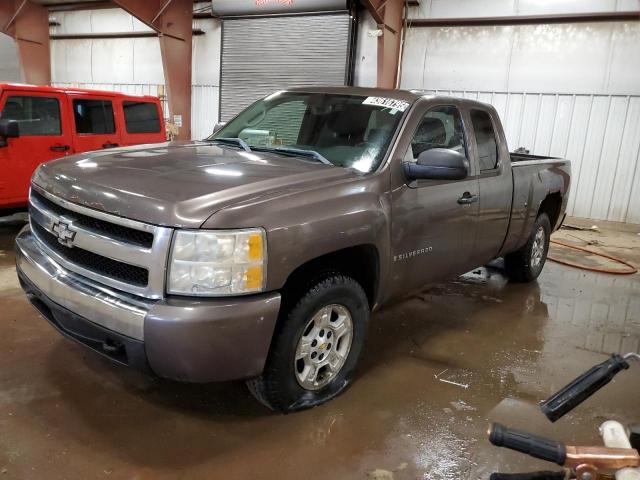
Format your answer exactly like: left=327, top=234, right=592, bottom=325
left=15, top=87, right=570, bottom=412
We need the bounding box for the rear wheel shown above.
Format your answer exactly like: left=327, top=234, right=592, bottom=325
left=246, top=274, right=369, bottom=413
left=505, top=213, right=551, bottom=283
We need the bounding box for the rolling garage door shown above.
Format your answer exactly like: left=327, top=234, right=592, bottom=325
left=220, top=13, right=353, bottom=121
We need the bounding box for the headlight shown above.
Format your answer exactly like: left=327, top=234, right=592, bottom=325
left=168, top=228, right=266, bottom=296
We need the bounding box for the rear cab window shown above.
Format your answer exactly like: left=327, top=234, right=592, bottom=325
left=470, top=109, right=499, bottom=172
left=123, top=101, right=161, bottom=134
left=73, top=99, right=115, bottom=134
left=0, top=95, right=61, bottom=136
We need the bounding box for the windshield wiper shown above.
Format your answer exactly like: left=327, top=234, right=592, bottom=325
left=262, top=146, right=332, bottom=165
left=208, top=137, right=252, bottom=152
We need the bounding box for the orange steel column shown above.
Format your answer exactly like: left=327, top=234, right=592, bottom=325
left=377, top=0, right=404, bottom=89
left=113, top=0, right=193, bottom=140
left=0, top=0, right=51, bottom=85
left=360, top=0, right=405, bottom=88
left=158, top=0, right=192, bottom=141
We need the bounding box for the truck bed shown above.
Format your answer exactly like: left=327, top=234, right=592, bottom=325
left=510, top=152, right=561, bottom=164
left=499, top=152, right=571, bottom=256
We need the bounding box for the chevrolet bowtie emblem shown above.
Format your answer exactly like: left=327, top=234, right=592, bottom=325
left=52, top=221, right=76, bottom=247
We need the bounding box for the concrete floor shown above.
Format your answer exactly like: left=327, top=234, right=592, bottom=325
left=0, top=218, right=639, bottom=480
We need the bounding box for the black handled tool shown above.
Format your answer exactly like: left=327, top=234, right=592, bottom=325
left=489, top=423, right=566, bottom=466
left=540, top=354, right=630, bottom=422
left=490, top=472, right=567, bottom=480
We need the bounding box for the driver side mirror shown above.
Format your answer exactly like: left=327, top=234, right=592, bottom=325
left=0, top=119, right=19, bottom=148
left=403, top=148, right=468, bottom=181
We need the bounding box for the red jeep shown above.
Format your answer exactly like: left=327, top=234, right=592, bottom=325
left=0, top=84, right=166, bottom=211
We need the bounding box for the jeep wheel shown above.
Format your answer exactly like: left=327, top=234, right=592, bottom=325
left=246, top=274, right=369, bottom=413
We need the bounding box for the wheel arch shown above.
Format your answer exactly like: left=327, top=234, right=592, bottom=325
left=278, top=244, right=380, bottom=312
left=537, top=192, right=563, bottom=230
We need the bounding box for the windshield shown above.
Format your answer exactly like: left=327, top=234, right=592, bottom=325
left=207, top=92, right=410, bottom=173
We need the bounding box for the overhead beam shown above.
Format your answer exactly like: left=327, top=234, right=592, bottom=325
left=46, top=1, right=116, bottom=12
left=407, top=11, right=640, bottom=27
left=113, top=0, right=193, bottom=140
left=0, top=0, right=51, bottom=85
left=360, top=0, right=384, bottom=24
left=50, top=29, right=204, bottom=40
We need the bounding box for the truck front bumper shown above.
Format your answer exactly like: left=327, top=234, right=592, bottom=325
left=15, top=226, right=281, bottom=382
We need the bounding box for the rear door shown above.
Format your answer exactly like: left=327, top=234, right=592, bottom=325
left=0, top=89, right=73, bottom=205
left=118, top=98, right=165, bottom=146
left=466, top=107, right=513, bottom=263
left=68, top=94, right=121, bottom=152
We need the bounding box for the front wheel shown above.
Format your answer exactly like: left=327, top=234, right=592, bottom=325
left=505, top=213, right=551, bottom=283
left=246, top=274, right=369, bottom=413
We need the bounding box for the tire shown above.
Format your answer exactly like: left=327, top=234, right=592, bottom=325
left=246, top=274, right=370, bottom=413
left=505, top=212, right=551, bottom=283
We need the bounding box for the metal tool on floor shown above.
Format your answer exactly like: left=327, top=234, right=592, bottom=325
left=489, top=353, right=640, bottom=480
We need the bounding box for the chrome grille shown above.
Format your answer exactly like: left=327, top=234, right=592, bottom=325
left=28, top=186, right=173, bottom=299
left=30, top=190, right=154, bottom=248
left=31, top=222, right=149, bottom=287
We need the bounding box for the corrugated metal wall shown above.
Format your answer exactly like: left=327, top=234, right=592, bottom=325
left=400, top=17, right=640, bottom=224
left=52, top=82, right=220, bottom=141
left=423, top=90, right=640, bottom=223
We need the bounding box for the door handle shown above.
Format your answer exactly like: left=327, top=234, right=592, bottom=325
left=457, top=192, right=478, bottom=204
left=50, top=144, right=70, bottom=152
left=102, top=142, right=119, bottom=149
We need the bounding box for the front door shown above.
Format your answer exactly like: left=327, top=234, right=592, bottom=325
left=0, top=90, right=73, bottom=206
left=388, top=103, right=480, bottom=297
left=68, top=95, right=121, bottom=153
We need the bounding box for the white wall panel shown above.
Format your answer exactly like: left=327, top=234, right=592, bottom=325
left=425, top=89, right=640, bottom=223
left=608, top=23, right=640, bottom=94
left=50, top=9, right=222, bottom=140
left=609, top=98, right=640, bottom=222
left=401, top=15, right=640, bottom=223
left=0, top=33, right=21, bottom=82
left=353, top=10, right=377, bottom=87
left=509, top=23, right=613, bottom=94
left=131, top=38, right=164, bottom=84
left=401, top=22, right=640, bottom=95
left=191, top=85, right=220, bottom=140
left=402, top=26, right=515, bottom=92
left=192, top=19, right=221, bottom=86
left=91, top=39, right=135, bottom=83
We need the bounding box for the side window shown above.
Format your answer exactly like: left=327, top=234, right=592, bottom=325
left=239, top=100, right=306, bottom=146
left=73, top=99, right=115, bottom=134
left=408, top=105, right=466, bottom=161
left=470, top=109, right=499, bottom=171
left=0, top=95, right=61, bottom=136
left=123, top=101, right=161, bottom=134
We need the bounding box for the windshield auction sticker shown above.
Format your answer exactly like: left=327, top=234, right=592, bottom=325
left=363, top=97, right=410, bottom=112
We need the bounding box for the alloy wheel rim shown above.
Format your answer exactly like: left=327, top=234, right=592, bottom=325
left=294, top=304, right=354, bottom=391
left=531, top=226, right=546, bottom=268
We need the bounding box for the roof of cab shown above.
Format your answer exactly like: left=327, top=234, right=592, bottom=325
left=285, top=85, right=423, bottom=102
left=0, top=83, right=159, bottom=101
left=283, top=86, right=494, bottom=109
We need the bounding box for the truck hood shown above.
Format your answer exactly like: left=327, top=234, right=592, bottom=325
left=33, top=141, right=359, bottom=228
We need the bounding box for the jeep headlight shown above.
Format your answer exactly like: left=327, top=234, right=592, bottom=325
left=168, top=228, right=266, bottom=296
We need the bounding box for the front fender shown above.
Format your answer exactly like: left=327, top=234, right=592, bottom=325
left=202, top=172, right=392, bottom=299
